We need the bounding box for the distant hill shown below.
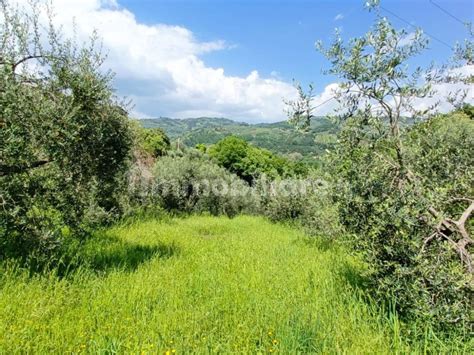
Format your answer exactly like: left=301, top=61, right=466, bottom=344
left=140, top=117, right=241, bottom=137
left=139, top=117, right=338, bottom=160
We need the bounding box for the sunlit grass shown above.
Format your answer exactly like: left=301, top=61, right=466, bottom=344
left=0, top=215, right=469, bottom=353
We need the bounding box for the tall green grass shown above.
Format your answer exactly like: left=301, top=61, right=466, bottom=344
left=0, top=216, right=469, bottom=353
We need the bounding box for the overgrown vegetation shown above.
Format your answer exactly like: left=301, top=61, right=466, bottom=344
left=152, top=151, right=253, bottom=217
left=138, top=127, right=171, bottom=158
left=0, top=0, right=132, bottom=261
left=254, top=174, right=342, bottom=239
left=287, top=2, right=473, bottom=334
left=1, top=0, right=472, bottom=351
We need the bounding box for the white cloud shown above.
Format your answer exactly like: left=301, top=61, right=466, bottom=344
left=334, top=13, right=344, bottom=21
left=308, top=65, right=474, bottom=118
left=18, top=0, right=297, bottom=122
left=412, top=65, right=474, bottom=113
left=9, top=1, right=471, bottom=123
left=311, top=83, right=340, bottom=115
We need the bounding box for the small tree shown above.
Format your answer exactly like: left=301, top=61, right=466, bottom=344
left=140, top=128, right=171, bottom=158
left=287, top=1, right=473, bottom=332
left=0, top=0, right=132, bottom=259
left=153, top=153, right=253, bottom=217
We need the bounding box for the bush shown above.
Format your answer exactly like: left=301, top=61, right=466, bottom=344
left=331, top=112, right=473, bottom=332
left=0, top=1, right=132, bottom=260
left=152, top=152, right=255, bottom=217
left=286, top=4, right=473, bottom=334
left=255, top=174, right=342, bottom=239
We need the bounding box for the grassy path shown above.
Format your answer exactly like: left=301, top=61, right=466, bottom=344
left=0, top=216, right=429, bottom=353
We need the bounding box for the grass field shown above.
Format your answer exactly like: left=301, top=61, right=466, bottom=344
left=0, top=215, right=468, bottom=353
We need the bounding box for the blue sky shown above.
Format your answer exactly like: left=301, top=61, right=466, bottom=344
left=119, top=0, right=472, bottom=88
left=44, top=0, right=473, bottom=122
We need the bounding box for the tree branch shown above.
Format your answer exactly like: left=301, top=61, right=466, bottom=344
left=0, top=160, right=51, bottom=176
left=11, top=54, right=44, bottom=72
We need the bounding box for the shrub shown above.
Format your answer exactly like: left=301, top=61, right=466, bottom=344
left=331, top=113, right=473, bottom=331
left=152, top=152, right=255, bottom=217
left=255, top=174, right=342, bottom=239
left=286, top=2, right=473, bottom=333
left=0, top=1, right=132, bottom=259
left=195, top=143, right=207, bottom=153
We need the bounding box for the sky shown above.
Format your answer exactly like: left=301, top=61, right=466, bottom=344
left=20, top=0, right=474, bottom=122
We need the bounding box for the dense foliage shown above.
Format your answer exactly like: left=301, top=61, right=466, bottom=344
left=332, top=112, right=473, bottom=329
left=255, top=174, right=342, bottom=239
left=1, top=0, right=472, bottom=348
left=0, top=1, right=132, bottom=259
left=288, top=3, right=473, bottom=333
left=209, top=136, right=307, bottom=183
left=138, top=127, right=170, bottom=158
left=152, top=151, right=253, bottom=217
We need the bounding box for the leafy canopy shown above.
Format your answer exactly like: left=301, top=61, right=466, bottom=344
left=287, top=2, right=473, bottom=333
left=0, top=0, right=133, bottom=259
left=208, top=136, right=307, bottom=183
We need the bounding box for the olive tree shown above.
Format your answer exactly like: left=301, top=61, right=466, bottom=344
left=287, top=1, right=473, bottom=332
left=0, top=0, right=133, bottom=259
